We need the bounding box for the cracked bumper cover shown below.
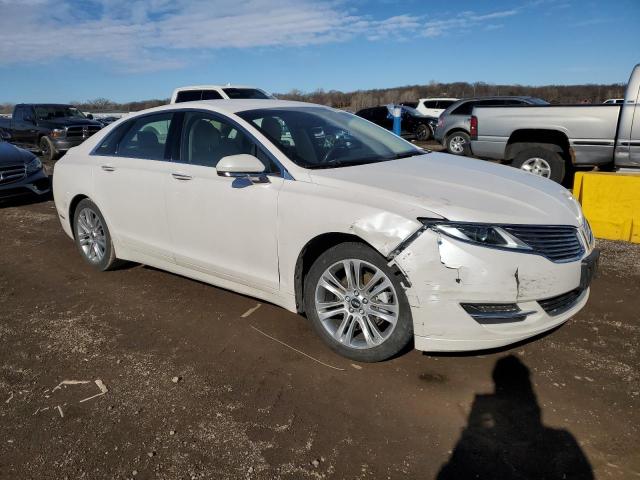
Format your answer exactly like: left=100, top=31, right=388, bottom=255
left=393, top=229, right=589, bottom=352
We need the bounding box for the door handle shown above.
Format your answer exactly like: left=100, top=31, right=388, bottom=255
left=101, top=165, right=115, bottom=172
left=171, top=172, right=192, bottom=181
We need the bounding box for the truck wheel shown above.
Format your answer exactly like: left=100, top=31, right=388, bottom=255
left=39, top=136, right=58, bottom=163
left=512, top=147, right=566, bottom=183
left=416, top=124, right=431, bottom=141
left=446, top=132, right=470, bottom=155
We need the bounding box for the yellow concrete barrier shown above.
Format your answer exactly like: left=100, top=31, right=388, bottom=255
left=573, top=171, right=640, bottom=243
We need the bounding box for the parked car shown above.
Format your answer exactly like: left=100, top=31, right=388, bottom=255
left=356, top=105, right=436, bottom=141
left=95, top=116, right=121, bottom=126
left=470, top=64, right=640, bottom=183
left=53, top=100, right=598, bottom=362
left=414, top=98, right=459, bottom=117
left=434, top=96, right=548, bottom=155
left=603, top=98, right=624, bottom=104
left=0, top=104, right=102, bottom=162
left=170, top=85, right=274, bottom=103
left=0, top=136, right=50, bottom=200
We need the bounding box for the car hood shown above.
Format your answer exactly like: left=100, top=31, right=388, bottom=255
left=308, top=152, right=583, bottom=226
left=0, top=141, right=35, bottom=165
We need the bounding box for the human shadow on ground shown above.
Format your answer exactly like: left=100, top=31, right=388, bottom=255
left=436, top=355, right=593, bottom=480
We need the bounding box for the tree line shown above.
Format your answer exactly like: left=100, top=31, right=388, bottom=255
left=0, top=81, right=626, bottom=114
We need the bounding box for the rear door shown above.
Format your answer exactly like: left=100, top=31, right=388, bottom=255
left=93, top=112, right=177, bottom=263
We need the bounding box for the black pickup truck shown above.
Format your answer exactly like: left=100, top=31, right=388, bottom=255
left=0, top=104, right=102, bottom=161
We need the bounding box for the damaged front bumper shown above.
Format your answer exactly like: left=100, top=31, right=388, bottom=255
left=392, top=229, right=591, bottom=352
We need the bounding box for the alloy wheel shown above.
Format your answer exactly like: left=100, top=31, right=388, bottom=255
left=76, top=207, right=107, bottom=263
left=449, top=135, right=466, bottom=154
left=521, top=157, right=551, bottom=178
left=314, top=259, right=399, bottom=349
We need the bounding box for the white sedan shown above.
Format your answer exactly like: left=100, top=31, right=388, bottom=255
left=52, top=100, right=598, bottom=362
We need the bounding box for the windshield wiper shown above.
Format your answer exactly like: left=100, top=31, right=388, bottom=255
left=388, top=150, right=428, bottom=160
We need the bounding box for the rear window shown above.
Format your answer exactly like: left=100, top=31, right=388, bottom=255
left=175, top=90, right=203, bottom=103
left=175, top=90, right=223, bottom=102
left=222, top=88, right=271, bottom=99
left=452, top=102, right=474, bottom=115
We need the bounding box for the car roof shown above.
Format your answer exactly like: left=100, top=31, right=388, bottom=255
left=418, top=97, right=458, bottom=101
left=139, top=99, right=326, bottom=116
left=173, top=84, right=258, bottom=91
left=18, top=103, right=76, bottom=107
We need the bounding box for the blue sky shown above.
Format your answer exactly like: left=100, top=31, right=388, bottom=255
left=0, top=0, right=638, bottom=103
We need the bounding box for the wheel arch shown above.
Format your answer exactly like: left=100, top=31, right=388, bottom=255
left=445, top=128, right=469, bottom=139
left=68, top=194, right=90, bottom=237
left=505, top=130, right=571, bottom=163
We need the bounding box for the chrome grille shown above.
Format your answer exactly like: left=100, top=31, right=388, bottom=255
left=66, top=125, right=101, bottom=139
left=538, top=289, right=584, bottom=316
left=502, top=225, right=584, bottom=262
left=0, top=164, right=26, bottom=185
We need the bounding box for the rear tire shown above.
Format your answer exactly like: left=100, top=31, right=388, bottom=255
left=512, top=147, right=566, bottom=183
left=303, top=242, right=413, bottom=362
left=39, top=136, right=58, bottom=163
left=446, top=131, right=470, bottom=155
left=72, top=199, right=120, bottom=271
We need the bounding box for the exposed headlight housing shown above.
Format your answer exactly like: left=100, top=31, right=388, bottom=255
left=50, top=128, right=65, bottom=138
left=420, top=220, right=532, bottom=251
left=25, top=156, right=43, bottom=174
left=580, top=216, right=595, bottom=250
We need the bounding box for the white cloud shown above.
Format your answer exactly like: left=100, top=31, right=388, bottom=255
left=422, top=9, right=518, bottom=38
left=0, top=1, right=521, bottom=72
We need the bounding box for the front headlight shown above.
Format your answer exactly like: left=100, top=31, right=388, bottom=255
left=50, top=128, right=65, bottom=138
left=421, top=220, right=532, bottom=251
left=25, top=157, right=43, bottom=174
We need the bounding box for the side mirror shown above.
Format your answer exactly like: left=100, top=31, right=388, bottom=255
left=216, top=154, right=269, bottom=184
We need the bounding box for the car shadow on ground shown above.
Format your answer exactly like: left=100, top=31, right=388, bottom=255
left=435, top=355, right=593, bottom=480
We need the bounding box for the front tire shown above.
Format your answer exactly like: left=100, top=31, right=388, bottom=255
left=512, top=147, right=566, bottom=183
left=416, top=123, right=431, bottom=141
left=446, top=131, right=470, bottom=155
left=303, top=242, right=413, bottom=362
left=73, top=199, right=119, bottom=271
left=39, top=136, right=58, bottom=163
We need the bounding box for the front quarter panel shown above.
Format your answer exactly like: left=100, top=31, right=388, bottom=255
left=277, top=179, right=427, bottom=303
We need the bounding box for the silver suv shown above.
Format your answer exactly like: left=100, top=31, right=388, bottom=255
left=434, top=96, right=548, bottom=155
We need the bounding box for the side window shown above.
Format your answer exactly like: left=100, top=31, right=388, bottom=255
left=452, top=102, right=474, bottom=115
left=14, top=106, right=24, bottom=122
left=175, top=90, right=203, bottom=103
left=201, top=90, right=223, bottom=100
left=94, top=122, right=129, bottom=156
left=423, top=101, right=437, bottom=109
left=180, top=111, right=278, bottom=173
left=116, top=113, right=173, bottom=160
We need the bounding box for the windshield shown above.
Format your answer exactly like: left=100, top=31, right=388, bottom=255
left=223, top=88, right=272, bottom=99
left=238, top=107, right=424, bottom=169
left=35, top=106, right=86, bottom=121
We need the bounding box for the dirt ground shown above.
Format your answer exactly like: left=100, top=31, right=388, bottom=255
left=0, top=157, right=639, bottom=479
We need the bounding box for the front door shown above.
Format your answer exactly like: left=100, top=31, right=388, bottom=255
left=165, top=111, right=282, bottom=292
